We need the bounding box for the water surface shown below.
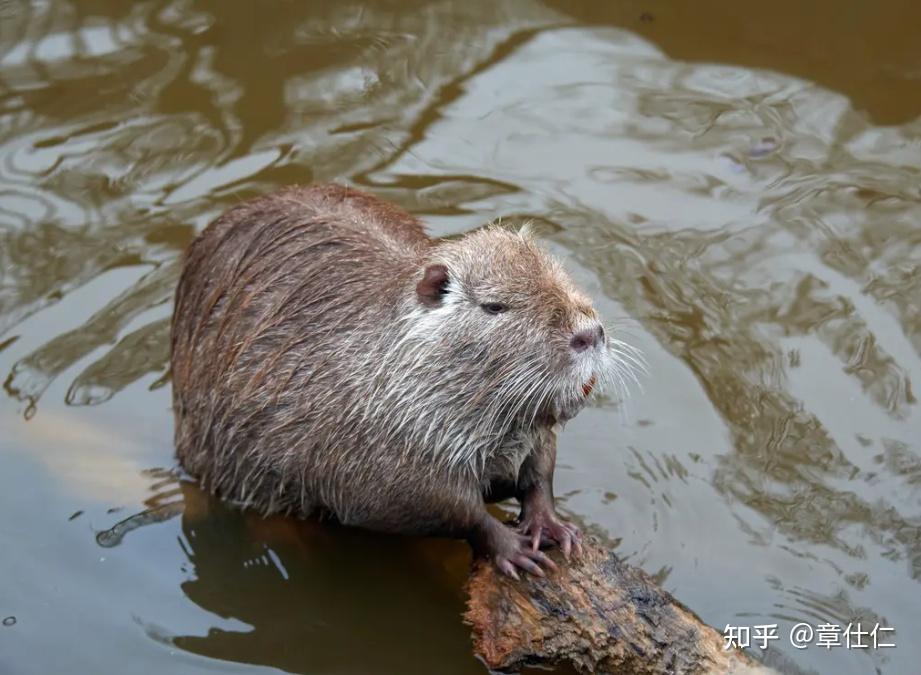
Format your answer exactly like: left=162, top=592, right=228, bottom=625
left=2, top=2, right=920, bottom=674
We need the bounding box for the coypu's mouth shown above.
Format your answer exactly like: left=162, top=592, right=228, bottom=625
left=581, top=375, right=597, bottom=397
left=547, top=374, right=599, bottom=424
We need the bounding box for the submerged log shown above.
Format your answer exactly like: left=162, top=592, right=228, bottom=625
left=465, top=536, right=774, bottom=674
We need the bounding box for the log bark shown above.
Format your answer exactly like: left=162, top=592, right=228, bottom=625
left=465, top=536, right=775, bottom=674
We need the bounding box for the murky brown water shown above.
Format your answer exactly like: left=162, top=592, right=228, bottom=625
left=2, top=2, right=920, bottom=674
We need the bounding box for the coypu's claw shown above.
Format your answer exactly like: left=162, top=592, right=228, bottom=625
left=481, top=521, right=558, bottom=579
left=518, top=509, right=583, bottom=559
left=495, top=533, right=558, bottom=579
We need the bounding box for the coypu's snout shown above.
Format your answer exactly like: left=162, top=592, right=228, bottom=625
left=560, top=311, right=646, bottom=420
left=569, top=324, right=605, bottom=353
left=562, top=319, right=608, bottom=413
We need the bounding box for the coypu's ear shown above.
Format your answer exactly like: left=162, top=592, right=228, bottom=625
left=417, top=264, right=450, bottom=307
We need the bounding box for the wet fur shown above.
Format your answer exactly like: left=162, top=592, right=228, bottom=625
left=171, top=184, right=634, bottom=542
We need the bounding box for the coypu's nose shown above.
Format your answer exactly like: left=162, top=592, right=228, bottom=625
left=570, top=325, right=605, bottom=353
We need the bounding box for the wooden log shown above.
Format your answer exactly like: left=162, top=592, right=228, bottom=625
left=465, top=536, right=776, bottom=674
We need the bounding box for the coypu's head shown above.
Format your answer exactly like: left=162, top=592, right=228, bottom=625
left=410, top=225, right=641, bottom=432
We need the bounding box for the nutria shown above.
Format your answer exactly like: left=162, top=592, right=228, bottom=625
left=170, top=184, right=640, bottom=577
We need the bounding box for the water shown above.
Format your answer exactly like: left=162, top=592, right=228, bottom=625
left=2, top=2, right=920, bottom=674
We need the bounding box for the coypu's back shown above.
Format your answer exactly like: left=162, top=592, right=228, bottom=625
left=171, top=185, right=432, bottom=515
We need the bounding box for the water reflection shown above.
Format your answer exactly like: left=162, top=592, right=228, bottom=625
left=1, top=1, right=920, bottom=674
left=103, top=480, right=492, bottom=675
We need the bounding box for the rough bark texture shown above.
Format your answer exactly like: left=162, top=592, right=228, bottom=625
left=465, top=536, right=775, bottom=674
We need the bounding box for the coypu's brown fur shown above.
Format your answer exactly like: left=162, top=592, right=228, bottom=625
left=171, top=184, right=639, bottom=576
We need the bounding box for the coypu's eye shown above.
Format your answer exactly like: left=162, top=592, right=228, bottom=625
left=480, top=302, right=508, bottom=315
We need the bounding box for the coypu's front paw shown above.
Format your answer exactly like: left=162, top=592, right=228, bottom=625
left=493, top=530, right=558, bottom=580
left=518, top=508, right=583, bottom=559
